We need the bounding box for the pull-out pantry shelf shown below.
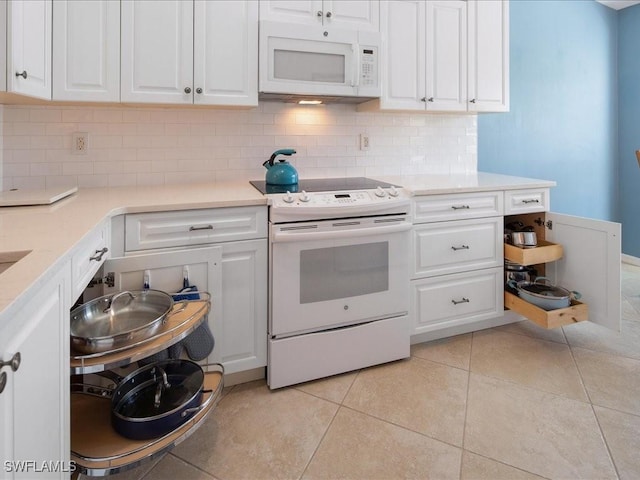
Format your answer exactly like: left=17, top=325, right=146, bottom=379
left=70, top=297, right=210, bottom=375
left=504, top=241, right=563, bottom=266
left=70, top=367, right=223, bottom=477
left=505, top=291, right=588, bottom=329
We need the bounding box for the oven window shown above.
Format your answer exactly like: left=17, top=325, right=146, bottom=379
left=300, top=242, right=389, bottom=304
left=274, top=49, right=346, bottom=83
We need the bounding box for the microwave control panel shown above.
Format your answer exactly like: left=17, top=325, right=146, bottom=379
left=360, top=46, right=378, bottom=87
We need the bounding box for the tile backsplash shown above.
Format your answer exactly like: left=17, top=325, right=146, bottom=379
left=0, top=102, right=477, bottom=191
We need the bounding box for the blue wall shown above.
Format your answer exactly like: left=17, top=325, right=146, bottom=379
left=618, top=5, right=640, bottom=257
left=478, top=0, right=618, bottom=222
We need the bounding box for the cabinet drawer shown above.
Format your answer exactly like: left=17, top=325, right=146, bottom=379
left=412, top=217, right=503, bottom=278
left=413, top=192, right=503, bottom=223
left=504, top=188, right=550, bottom=214
left=125, top=206, right=267, bottom=251
left=504, top=240, right=563, bottom=266
left=505, top=292, right=588, bottom=329
left=71, top=222, right=110, bottom=302
left=411, top=268, right=503, bottom=335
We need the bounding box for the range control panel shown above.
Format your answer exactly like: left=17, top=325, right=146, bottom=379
left=270, top=186, right=405, bottom=208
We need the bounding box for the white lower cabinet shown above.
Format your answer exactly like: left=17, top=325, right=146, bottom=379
left=1, top=264, right=70, bottom=480
left=105, top=208, right=268, bottom=378
left=410, top=191, right=505, bottom=340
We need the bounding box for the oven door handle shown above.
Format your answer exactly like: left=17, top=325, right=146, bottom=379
left=271, top=221, right=411, bottom=243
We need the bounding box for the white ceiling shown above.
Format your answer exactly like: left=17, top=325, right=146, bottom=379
left=597, top=0, right=640, bottom=10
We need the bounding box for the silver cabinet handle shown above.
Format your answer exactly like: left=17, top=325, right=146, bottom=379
left=470, top=98, right=476, bottom=103
left=421, top=97, right=426, bottom=102
left=189, top=225, right=213, bottom=232
left=0, top=352, right=21, bottom=372
left=89, top=247, right=108, bottom=262
left=0, top=372, right=6, bottom=394
left=451, top=298, right=470, bottom=305
left=15, top=71, right=27, bottom=79
left=196, top=87, right=203, bottom=94
left=317, top=10, right=322, bottom=16
left=451, top=205, right=470, bottom=210
left=522, top=199, right=540, bottom=204
left=184, top=87, right=192, bottom=94
left=451, top=245, right=470, bottom=251
left=326, top=11, right=332, bottom=17
left=427, top=97, right=434, bottom=102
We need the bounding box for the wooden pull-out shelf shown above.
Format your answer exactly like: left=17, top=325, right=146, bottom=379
left=71, top=368, right=223, bottom=477
left=504, top=240, right=563, bottom=266
left=70, top=298, right=210, bottom=375
left=505, top=291, right=588, bottom=329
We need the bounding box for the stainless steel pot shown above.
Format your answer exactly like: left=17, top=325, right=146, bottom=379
left=505, top=261, right=536, bottom=284
left=70, top=290, right=180, bottom=354
left=511, top=231, right=537, bottom=248
left=509, top=277, right=581, bottom=310
left=111, top=359, right=206, bottom=440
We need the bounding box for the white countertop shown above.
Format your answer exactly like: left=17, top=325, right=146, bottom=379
left=0, top=172, right=555, bottom=320
left=373, top=172, right=556, bottom=195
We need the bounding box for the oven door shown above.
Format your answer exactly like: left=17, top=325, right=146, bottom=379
left=270, top=216, right=410, bottom=337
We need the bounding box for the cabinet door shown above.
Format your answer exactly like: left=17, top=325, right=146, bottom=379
left=545, top=213, right=621, bottom=331
left=380, top=0, right=425, bottom=110
left=425, top=0, right=466, bottom=112
left=0, top=266, right=70, bottom=479
left=259, top=0, right=323, bottom=25
left=52, top=0, right=120, bottom=102
left=220, top=240, right=267, bottom=374
left=6, top=0, right=52, bottom=99
left=324, top=0, right=380, bottom=31
left=121, top=0, right=193, bottom=104
left=467, top=0, right=509, bottom=112
left=194, top=0, right=258, bottom=106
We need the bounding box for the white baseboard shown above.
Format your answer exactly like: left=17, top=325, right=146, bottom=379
left=622, top=254, right=640, bottom=266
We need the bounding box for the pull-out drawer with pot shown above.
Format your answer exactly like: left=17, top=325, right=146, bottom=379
left=411, top=267, right=503, bottom=335
left=412, top=217, right=503, bottom=278
left=503, top=212, right=594, bottom=329
left=413, top=191, right=503, bottom=223
left=125, top=206, right=267, bottom=252
left=504, top=188, right=550, bottom=215
left=71, top=220, right=110, bottom=303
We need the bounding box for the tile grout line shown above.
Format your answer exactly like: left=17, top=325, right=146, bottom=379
left=566, top=338, right=622, bottom=480
left=296, top=370, right=361, bottom=480
left=458, top=331, right=474, bottom=480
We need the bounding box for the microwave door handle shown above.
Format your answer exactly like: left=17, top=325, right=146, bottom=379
left=352, top=44, right=359, bottom=88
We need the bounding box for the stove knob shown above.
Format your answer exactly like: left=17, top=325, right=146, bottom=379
left=388, top=186, right=400, bottom=197
left=299, top=190, right=311, bottom=202
left=283, top=191, right=295, bottom=204
left=375, top=186, right=387, bottom=198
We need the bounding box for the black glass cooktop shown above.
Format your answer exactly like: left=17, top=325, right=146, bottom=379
left=250, top=177, right=398, bottom=195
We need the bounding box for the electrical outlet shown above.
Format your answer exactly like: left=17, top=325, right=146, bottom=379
left=360, top=133, right=370, bottom=151
left=72, top=132, right=89, bottom=155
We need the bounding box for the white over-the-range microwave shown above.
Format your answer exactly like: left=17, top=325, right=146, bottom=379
left=259, top=21, right=380, bottom=102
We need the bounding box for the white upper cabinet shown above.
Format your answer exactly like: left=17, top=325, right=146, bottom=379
left=121, top=0, right=257, bottom=106
left=52, top=0, right=120, bottom=102
left=468, top=0, right=509, bottom=112
left=425, top=0, right=467, bottom=111
left=121, top=0, right=194, bottom=104
left=260, top=0, right=379, bottom=31
left=364, top=0, right=508, bottom=113
left=379, top=0, right=425, bottom=111
left=194, top=0, right=258, bottom=106
left=6, top=0, right=52, bottom=100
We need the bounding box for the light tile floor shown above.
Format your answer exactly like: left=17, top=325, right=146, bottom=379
left=100, top=263, right=640, bottom=480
